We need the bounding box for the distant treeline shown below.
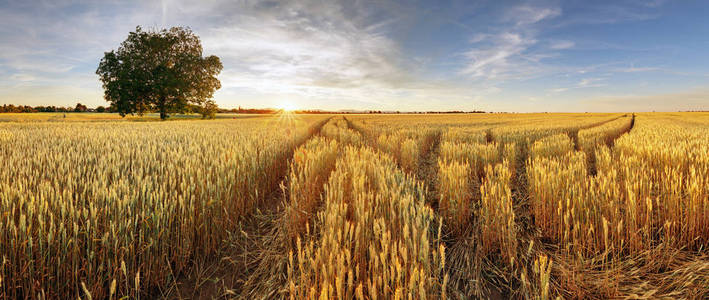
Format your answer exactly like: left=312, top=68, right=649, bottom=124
left=291, top=110, right=488, bottom=114
left=0, top=103, right=100, bottom=113
left=221, top=107, right=278, bottom=114
left=0, top=103, right=279, bottom=114
left=0, top=103, right=277, bottom=114
left=1, top=103, right=487, bottom=114
left=423, top=110, right=486, bottom=114
left=1, top=103, right=227, bottom=114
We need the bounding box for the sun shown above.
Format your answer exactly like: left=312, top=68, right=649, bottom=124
left=276, top=101, right=298, bottom=112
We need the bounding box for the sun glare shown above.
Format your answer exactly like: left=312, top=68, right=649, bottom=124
left=274, top=100, right=300, bottom=124
left=277, top=101, right=298, bottom=112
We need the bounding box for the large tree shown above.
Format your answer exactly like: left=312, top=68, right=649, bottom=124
left=96, top=26, right=222, bottom=120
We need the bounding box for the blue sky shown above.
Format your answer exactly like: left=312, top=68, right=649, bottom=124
left=0, top=0, right=708, bottom=112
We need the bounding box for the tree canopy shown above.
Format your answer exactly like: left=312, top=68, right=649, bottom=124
left=74, top=103, right=88, bottom=112
left=96, top=26, right=222, bottom=120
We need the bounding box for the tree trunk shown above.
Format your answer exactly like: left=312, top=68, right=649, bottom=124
left=159, top=98, right=168, bottom=120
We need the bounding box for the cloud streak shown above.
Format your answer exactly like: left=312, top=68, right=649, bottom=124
left=461, top=32, right=539, bottom=79
left=0, top=0, right=705, bottom=112
left=549, top=40, right=575, bottom=50
left=202, top=1, right=410, bottom=90
left=459, top=3, right=563, bottom=81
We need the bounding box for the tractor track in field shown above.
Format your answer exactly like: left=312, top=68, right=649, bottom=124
left=342, top=117, right=479, bottom=297
left=587, top=113, right=635, bottom=176
left=167, top=116, right=332, bottom=300
left=485, top=128, right=494, bottom=143
left=512, top=114, right=638, bottom=298
left=418, top=130, right=442, bottom=210
left=342, top=115, right=443, bottom=217
left=532, top=113, right=630, bottom=199
left=481, top=115, right=631, bottom=299
left=569, top=114, right=625, bottom=151
left=343, top=116, right=444, bottom=209
left=342, top=116, right=358, bottom=134
left=334, top=116, right=638, bottom=299
left=611, top=113, right=635, bottom=147
left=342, top=116, right=375, bottom=146
left=206, top=115, right=639, bottom=300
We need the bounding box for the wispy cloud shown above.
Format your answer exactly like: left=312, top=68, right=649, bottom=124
left=549, top=40, right=575, bottom=50
left=505, top=5, right=561, bottom=26
left=459, top=4, right=562, bottom=80
left=0, top=0, right=431, bottom=108
left=460, top=32, right=539, bottom=79
left=548, top=77, right=606, bottom=93
left=0, top=0, right=705, bottom=112
left=642, top=0, right=669, bottom=8
left=557, top=2, right=664, bottom=26
left=9, top=73, right=35, bottom=82
left=578, top=77, right=605, bottom=87
left=201, top=1, right=410, bottom=91
left=614, top=66, right=660, bottom=73
left=549, top=87, right=569, bottom=93
left=469, top=33, right=490, bottom=43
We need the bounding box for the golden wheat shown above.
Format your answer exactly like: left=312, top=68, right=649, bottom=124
left=0, top=116, right=327, bottom=299
left=287, top=146, right=445, bottom=299
left=3, top=112, right=708, bottom=299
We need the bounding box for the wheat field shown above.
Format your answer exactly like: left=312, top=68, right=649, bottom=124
left=1, top=112, right=708, bottom=299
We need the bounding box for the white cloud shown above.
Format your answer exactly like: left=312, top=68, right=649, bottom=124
left=201, top=3, right=408, bottom=90
left=469, top=33, right=489, bottom=43
left=549, top=40, right=575, bottom=50
left=0, top=0, right=701, bottom=112
left=459, top=4, right=563, bottom=81
left=549, top=87, right=569, bottom=93
left=548, top=77, right=606, bottom=94
left=615, top=66, right=660, bottom=73
left=505, top=5, right=561, bottom=25
left=642, top=0, right=668, bottom=8
left=178, top=0, right=431, bottom=109
left=9, top=73, right=35, bottom=82
left=557, top=2, right=662, bottom=26
left=0, top=0, right=434, bottom=109
left=460, top=32, right=538, bottom=79
left=578, top=77, right=604, bottom=87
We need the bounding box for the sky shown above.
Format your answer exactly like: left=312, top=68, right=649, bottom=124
left=1, top=0, right=708, bottom=112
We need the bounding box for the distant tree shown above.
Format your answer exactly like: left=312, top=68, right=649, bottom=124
left=74, top=103, right=88, bottom=112
left=0, top=104, right=34, bottom=113
left=96, top=106, right=106, bottom=113
left=96, top=26, right=223, bottom=120
left=200, top=100, right=218, bottom=119
left=2, top=104, right=16, bottom=113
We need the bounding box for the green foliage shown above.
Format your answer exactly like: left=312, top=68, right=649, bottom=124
left=201, top=100, right=218, bottom=119
left=96, top=26, right=223, bottom=120
left=74, top=102, right=88, bottom=112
